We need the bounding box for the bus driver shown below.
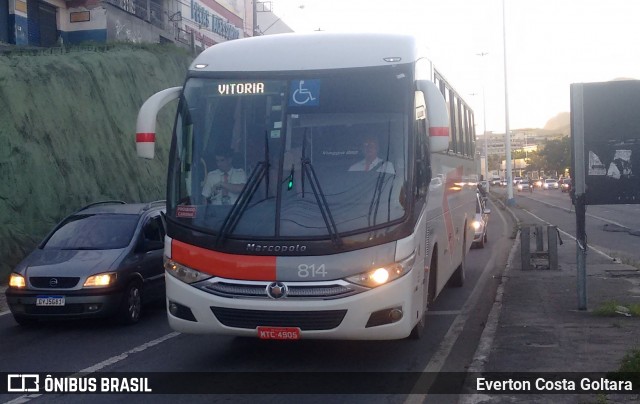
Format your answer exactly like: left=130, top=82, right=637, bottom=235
left=348, top=136, right=395, bottom=174
left=202, top=149, right=247, bottom=205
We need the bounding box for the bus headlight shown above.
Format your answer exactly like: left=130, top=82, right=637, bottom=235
left=165, top=257, right=212, bottom=284
left=345, top=254, right=415, bottom=288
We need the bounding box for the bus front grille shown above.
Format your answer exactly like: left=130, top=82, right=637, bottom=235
left=201, top=280, right=364, bottom=300
left=210, top=307, right=347, bottom=330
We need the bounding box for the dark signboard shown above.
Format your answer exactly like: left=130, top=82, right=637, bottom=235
left=571, top=80, right=640, bottom=205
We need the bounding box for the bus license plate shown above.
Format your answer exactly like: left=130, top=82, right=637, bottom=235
left=36, top=296, right=65, bottom=306
left=257, top=326, right=301, bottom=340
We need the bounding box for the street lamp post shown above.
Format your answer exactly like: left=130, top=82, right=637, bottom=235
left=477, top=52, right=489, bottom=188
left=503, top=0, right=515, bottom=205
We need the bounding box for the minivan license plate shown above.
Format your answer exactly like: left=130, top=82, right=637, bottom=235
left=36, top=296, right=65, bottom=306
left=257, top=327, right=300, bottom=340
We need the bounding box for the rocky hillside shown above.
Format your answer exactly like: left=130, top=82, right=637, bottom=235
left=543, top=112, right=570, bottom=135
left=0, top=44, right=192, bottom=281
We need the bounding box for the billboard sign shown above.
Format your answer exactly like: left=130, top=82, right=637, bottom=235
left=571, top=80, right=640, bottom=205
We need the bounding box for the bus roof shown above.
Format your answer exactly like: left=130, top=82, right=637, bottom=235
left=190, top=32, right=427, bottom=73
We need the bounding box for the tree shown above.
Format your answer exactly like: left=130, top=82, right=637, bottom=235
left=539, top=136, right=571, bottom=176
left=488, top=154, right=502, bottom=172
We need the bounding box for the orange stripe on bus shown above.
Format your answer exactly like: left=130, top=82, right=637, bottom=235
left=136, top=132, right=156, bottom=142
left=171, top=239, right=277, bottom=281
left=429, top=127, right=449, bottom=137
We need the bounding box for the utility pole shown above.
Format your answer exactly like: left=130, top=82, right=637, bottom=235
left=253, top=1, right=258, bottom=36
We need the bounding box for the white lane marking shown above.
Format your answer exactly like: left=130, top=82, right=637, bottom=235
left=3, top=332, right=180, bottom=404
left=527, top=195, right=629, bottom=228
left=405, top=200, right=510, bottom=403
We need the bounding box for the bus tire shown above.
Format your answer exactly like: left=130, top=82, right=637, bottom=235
left=427, top=250, right=437, bottom=308
left=408, top=311, right=425, bottom=339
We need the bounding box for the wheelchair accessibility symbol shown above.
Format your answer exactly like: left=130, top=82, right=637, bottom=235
left=289, top=79, right=320, bottom=106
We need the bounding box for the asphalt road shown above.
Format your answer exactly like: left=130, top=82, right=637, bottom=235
left=503, top=186, right=640, bottom=265
left=0, top=199, right=516, bottom=403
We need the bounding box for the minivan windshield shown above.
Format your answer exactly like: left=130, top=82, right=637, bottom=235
left=43, top=214, right=138, bottom=250
left=168, top=65, right=412, bottom=240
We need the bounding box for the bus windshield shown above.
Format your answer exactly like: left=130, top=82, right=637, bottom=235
left=168, top=65, right=412, bottom=240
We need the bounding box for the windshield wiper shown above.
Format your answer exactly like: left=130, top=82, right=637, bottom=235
left=216, top=132, right=270, bottom=246
left=368, top=123, right=394, bottom=226
left=300, top=135, right=342, bottom=246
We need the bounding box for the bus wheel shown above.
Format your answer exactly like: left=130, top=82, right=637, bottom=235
left=408, top=311, right=425, bottom=339
left=427, top=253, right=437, bottom=307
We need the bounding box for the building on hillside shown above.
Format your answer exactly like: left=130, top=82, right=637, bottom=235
left=0, top=0, right=290, bottom=50
left=481, top=128, right=567, bottom=179
left=254, top=0, right=293, bottom=35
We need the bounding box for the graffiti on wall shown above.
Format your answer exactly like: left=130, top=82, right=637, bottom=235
left=115, top=18, right=143, bottom=43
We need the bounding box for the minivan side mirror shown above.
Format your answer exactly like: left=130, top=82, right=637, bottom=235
left=144, top=240, right=164, bottom=252
left=136, top=239, right=164, bottom=253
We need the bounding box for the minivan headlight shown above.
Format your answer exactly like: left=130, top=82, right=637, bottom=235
left=9, top=273, right=26, bottom=288
left=84, top=272, right=117, bottom=287
left=345, top=253, right=415, bottom=288
left=165, top=257, right=211, bottom=284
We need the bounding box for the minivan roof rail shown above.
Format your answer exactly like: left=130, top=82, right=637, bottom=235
left=77, top=200, right=127, bottom=212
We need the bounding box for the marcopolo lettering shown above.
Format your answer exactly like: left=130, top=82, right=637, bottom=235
left=246, top=243, right=307, bottom=252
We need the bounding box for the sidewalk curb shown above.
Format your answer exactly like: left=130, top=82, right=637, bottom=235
left=458, top=194, right=519, bottom=404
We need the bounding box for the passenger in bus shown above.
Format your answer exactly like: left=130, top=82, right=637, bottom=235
left=348, top=136, right=395, bottom=174
left=202, top=149, right=247, bottom=205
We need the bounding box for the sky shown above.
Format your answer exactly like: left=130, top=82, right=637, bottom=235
left=268, top=0, right=640, bottom=134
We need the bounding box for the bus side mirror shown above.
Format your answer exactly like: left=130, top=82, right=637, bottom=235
left=416, top=80, right=450, bottom=153
left=136, top=86, right=182, bottom=159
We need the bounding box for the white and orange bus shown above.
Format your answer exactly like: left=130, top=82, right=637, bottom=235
left=136, top=33, right=478, bottom=340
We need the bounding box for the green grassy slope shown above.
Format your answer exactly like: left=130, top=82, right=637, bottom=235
left=0, top=44, right=192, bottom=280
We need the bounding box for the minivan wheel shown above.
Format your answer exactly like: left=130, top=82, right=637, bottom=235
left=117, top=281, right=142, bottom=325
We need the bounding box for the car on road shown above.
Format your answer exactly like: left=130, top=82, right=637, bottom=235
left=472, top=193, right=491, bottom=248
left=543, top=178, right=559, bottom=190
left=560, top=178, right=572, bottom=193
left=5, top=200, right=166, bottom=326
left=517, top=181, right=530, bottom=192
left=490, top=177, right=502, bottom=186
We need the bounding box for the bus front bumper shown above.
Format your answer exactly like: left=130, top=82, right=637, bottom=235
left=165, top=270, right=422, bottom=340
